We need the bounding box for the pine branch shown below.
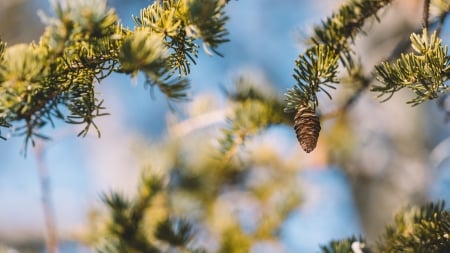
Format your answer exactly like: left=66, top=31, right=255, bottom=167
left=154, top=218, right=195, bottom=247
left=99, top=174, right=162, bottom=253
left=373, top=29, right=450, bottom=105
left=322, top=4, right=450, bottom=119
left=284, top=0, right=392, bottom=152
left=285, top=44, right=339, bottom=113
left=98, top=171, right=206, bottom=253
left=0, top=0, right=122, bottom=147
left=186, top=0, right=230, bottom=56
left=0, top=0, right=230, bottom=150
left=433, top=0, right=450, bottom=35
left=317, top=201, right=450, bottom=253
left=320, top=236, right=370, bottom=253
left=0, top=37, right=11, bottom=140
left=310, top=0, right=391, bottom=69
left=377, top=201, right=450, bottom=253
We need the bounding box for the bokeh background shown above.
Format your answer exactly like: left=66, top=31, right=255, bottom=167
left=1, top=0, right=449, bottom=252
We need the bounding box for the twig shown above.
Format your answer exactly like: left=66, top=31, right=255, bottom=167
left=436, top=12, right=449, bottom=36
left=35, top=140, right=59, bottom=253
left=423, top=0, right=430, bottom=30
left=168, top=109, right=228, bottom=138
left=321, top=4, right=448, bottom=120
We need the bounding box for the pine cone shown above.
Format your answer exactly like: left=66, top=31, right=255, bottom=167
left=294, top=106, right=321, bottom=153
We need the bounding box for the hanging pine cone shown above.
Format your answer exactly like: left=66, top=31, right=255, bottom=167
left=294, top=106, right=321, bottom=153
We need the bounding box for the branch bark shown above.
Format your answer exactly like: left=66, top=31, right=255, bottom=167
left=35, top=140, right=59, bottom=253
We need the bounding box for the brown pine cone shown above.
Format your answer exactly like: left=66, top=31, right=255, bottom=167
left=294, top=106, right=321, bottom=153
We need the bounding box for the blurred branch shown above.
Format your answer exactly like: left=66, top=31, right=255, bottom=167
left=429, top=136, right=450, bottom=170
left=34, top=139, right=59, bottom=253
left=436, top=12, right=448, bottom=36
left=423, top=0, right=430, bottom=30
left=168, top=108, right=229, bottom=138
left=97, top=172, right=205, bottom=253
left=218, top=76, right=292, bottom=157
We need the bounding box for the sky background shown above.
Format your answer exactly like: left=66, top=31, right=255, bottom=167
left=0, top=0, right=449, bottom=252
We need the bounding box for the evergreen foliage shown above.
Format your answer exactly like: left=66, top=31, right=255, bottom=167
left=377, top=201, right=450, bottom=253
left=284, top=0, right=393, bottom=152
left=86, top=76, right=303, bottom=251
left=98, top=166, right=450, bottom=252
left=284, top=0, right=450, bottom=151
left=98, top=173, right=204, bottom=253
left=2, top=0, right=450, bottom=252
left=373, top=29, right=450, bottom=105
left=317, top=202, right=450, bottom=253
left=285, top=0, right=393, bottom=113
left=320, top=236, right=370, bottom=253
left=91, top=103, right=303, bottom=252
left=0, top=0, right=229, bottom=148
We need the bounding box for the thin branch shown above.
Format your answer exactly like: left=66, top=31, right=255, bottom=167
left=168, top=109, right=229, bottom=138
left=436, top=12, right=449, bottom=36
left=35, top=140, right=59, bottom=253
left=222, top=130, right=246, bottom=166
left=319, top=78, right=371, bottom=120
left=32, top=126, right=91, bottom=253
left=321, top=10, right=449, bottom=120
left=423, top=0, right=430, bottom=30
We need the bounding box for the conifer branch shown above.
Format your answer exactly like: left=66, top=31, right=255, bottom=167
left=284, top=0, right=392, bottom=152
left=319, top=236, right=369, bottom=253
left=0, top=0, right=230, bottom=149
left=373, top=29, right=450, bottom=105
left=432, top=0, right=450, bottom=36
left=285, top=44, right=340, bottom=113
left=310, top=0, right=392, bottom=69
left=436, top=12, right=448, bottom=36
left=377, top=201, right=450, bottom=253
left=319, top=201, right=450, bottom=253
left=424, top=0, right=431, bottom=30
left=98, top=172, right=205, bottom=253
left=0, top=36, right=11, bottom=139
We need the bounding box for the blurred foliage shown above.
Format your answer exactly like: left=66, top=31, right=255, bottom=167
left=97, top=173, right=204, bottom=253
left=97, top=148, right=450, bottom=252
left=87, top=76, right=303, bottom=252
left=2, top=0, right=450, bottom=252
left=219, top=77, right=293, bottom=161
left=91, top=74, right=450, bottom=252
